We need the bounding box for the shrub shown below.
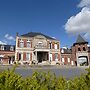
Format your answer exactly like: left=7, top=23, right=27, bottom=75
left=0, top=66, right=90, bottom=90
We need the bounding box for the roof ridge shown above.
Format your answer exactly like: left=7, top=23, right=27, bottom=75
left=21, top=32, right=56, bottom=40
left=76, top=35, right=86, bottom=43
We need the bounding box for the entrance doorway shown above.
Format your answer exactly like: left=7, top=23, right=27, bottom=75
left=8, top=56, right=15, bottom=64
left=78, top=56, right=88, bottom=66
left=37, top=52, right=48, bottom=63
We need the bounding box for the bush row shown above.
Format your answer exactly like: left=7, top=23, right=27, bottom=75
left=0, top=66, right=90, bottom=90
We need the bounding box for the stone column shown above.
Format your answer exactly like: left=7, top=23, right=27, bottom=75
left=48, top=51, right=50, bottom=62
left=36, top=51, right=38, bottom=63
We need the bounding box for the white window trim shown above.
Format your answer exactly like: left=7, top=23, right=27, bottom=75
left=54, top=43, right=57, bottom=49
left=10, top=46, right=14, bottom=51
left=20, top=40, right=24, bottom=48
left=1, top=46, right=4, bottom=50
left=49, top=53, right=52, bottom=61
left=26, top=53, right=30, bottom=60
left=62, top=58, right=64, bottom=62
left=71, top=61, right=74, bottom=65
left=68, top=58, right=70, bottom=62
left=27, top=41, right=31, bottom=48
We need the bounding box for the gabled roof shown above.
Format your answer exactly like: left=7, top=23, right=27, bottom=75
left=73, top=35, right=88, bottom=46
left=21, top=32, right=56, bottom=40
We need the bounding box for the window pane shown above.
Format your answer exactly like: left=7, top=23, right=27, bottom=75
left=10, top=46, right=14, bottom=51
left=83, top=47, right=86, bottom=51
left=27, top=42, right=30, bottom=47
left=1, top=46, right=4, bottom=50
left=78, top=48, right=81, bottom=51
left=20, top=42, right=24, bottom=47
left=68, top=58, right=70, bottom=62
left=55, top=53, right=58, bottom=59
left=54, top=44, right=57, bottom=49
left=19, top=53, right=21, bottom=60
left=26, top=53, right=30, bottom=60
left=49, top=43, right=52, bottom=49
left=62, top=58, right=64, bottom=62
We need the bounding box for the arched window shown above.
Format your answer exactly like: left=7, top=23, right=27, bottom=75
left=83, top=47, right=86, bottom=51
left=78, top=48, right=81, bottom=51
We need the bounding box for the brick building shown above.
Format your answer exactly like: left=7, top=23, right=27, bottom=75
left=0, top=45, right=15, bottom=65
left=61, top=35, right=90, bottom=66
left=15, top=32, right=60, bottom=65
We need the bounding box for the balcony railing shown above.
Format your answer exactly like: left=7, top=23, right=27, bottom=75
left=34, top=44, right=48, bottom=49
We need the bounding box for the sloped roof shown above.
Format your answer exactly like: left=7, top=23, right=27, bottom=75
left=0, top=45, right=15, bottom=51
left=21, top=32, right=56, bottom=40
left=73, top=35, right=88, bottom=46
left=61, top=48, right=72, bottom=54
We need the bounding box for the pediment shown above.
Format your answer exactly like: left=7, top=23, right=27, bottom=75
left=35, top=35, right=46, bottom=39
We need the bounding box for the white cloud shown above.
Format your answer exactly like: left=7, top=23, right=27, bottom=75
left=65, top=7, right=90, bottom=39
left=78, top=0, right=90, bottom=8
left=0, top=41, right=7, bottom=45
left=52, top=37, right=56, bottom=39
left=87, top=44, right=90, bottom=47
left=5, top=34, right=15, bottom=41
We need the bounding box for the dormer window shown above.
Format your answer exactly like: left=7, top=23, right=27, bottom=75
left=61, top=49, right=64, bottom=53
left=10, top=46, right=14, bottom=51
left=1, top=46, right=4, bottom=50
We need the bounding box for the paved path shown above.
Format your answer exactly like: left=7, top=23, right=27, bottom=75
left=0, top=65, right=89, bottom=79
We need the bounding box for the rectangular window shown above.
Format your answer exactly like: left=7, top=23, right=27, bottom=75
left=19, top=53, right=23, bottom=60
left=27, top=42, right=31, bottom=47
left=55, top=53, right=58, bottom=59
left=62, top=58, right=64, bottom=62
left=68, top=58, right=70, bottom=62
left=55, top=53, right=58, bottom=62
left=49, top=43, right=52, bottom=49
left=49, top=53, right=52, bottom=61
left=54, top=44, right=57, bottom=49
left=19, top=53, right=21, bottom=60
left=26, top=53, right=30, bottom=60
left=71, top=61, right=74, bottom=65
left=20, top=42, right=24, bottom=48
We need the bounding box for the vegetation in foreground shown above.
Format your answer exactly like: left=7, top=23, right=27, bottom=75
left=0, top=66, right=90, bottom=90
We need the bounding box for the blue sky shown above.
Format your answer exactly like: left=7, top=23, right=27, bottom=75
left=0, top=0, right=90, bottom=47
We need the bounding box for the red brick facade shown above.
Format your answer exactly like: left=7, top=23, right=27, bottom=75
left=30, top=53, right=32, bottom=61
left=15, top=32, right=60, bottom=65
left=61, top=35, right=90, bottom=66
left=23, top=52, right=26, bottom=61
left=0, top=50, right=15, bottom=65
